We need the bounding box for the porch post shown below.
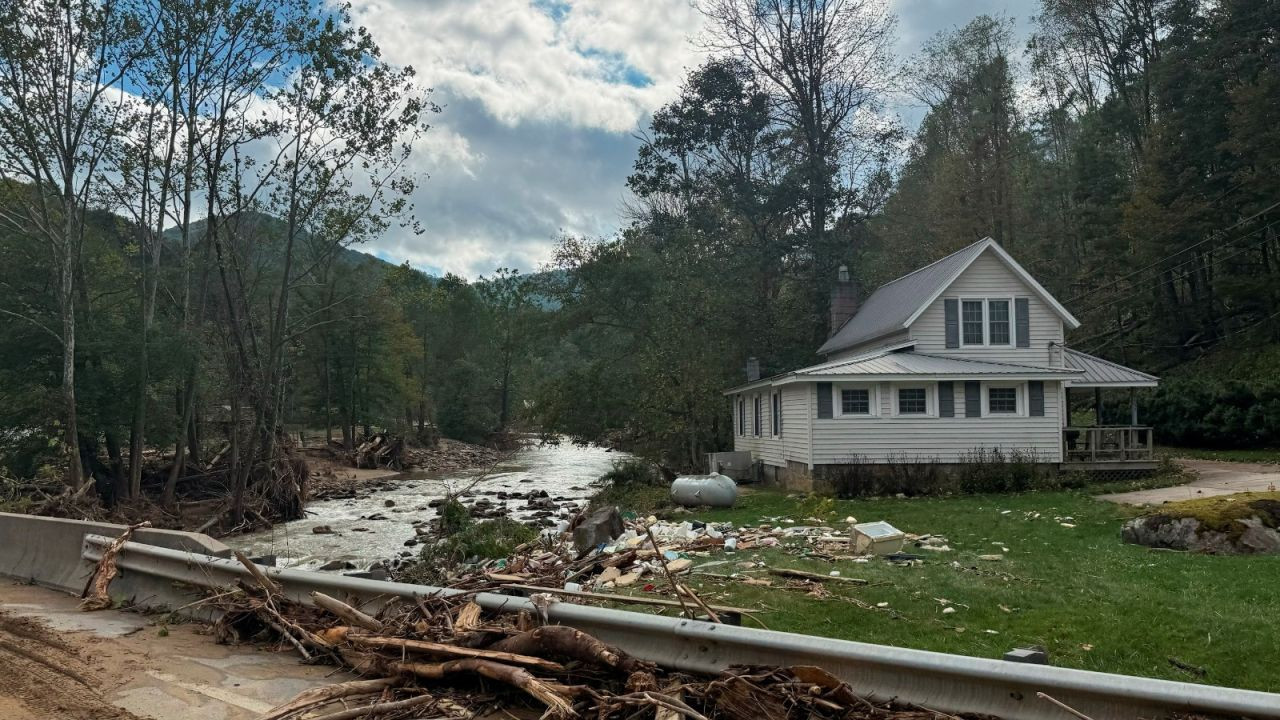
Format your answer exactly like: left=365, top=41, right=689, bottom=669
left=1130, top=388, right=1138, bottom=426
left=1064, top=387, right=1072, bottom=425
left=1094, top=387, right=1103, bottom=426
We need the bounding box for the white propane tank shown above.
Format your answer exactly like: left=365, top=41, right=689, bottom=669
left=670, top=473, right=738, bottom=508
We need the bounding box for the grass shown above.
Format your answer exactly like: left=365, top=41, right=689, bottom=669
left=1165, top=446, right=1280, bottom=464
left=622, top=487, right=1280, bottom=692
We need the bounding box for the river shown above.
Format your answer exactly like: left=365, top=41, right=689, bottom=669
left=227, top=440, right=628, bottom=572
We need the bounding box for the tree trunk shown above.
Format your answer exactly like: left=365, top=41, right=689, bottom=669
left=59, top=239, right=83, bottom=489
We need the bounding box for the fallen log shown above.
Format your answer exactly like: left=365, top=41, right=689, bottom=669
left=390, top=657, right=576, bottom=719
left=310, top=591, right=384, bottom=632
left=258, top=676, right=403, bottom=720
left=490, top=625, right=650, bottom=676
left=306, top=692, right=435, bottom=720
left=343, top=632, right=567, bottom=673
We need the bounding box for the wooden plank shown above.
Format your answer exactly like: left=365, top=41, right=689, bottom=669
left=499, top=583, right=755, bottom=615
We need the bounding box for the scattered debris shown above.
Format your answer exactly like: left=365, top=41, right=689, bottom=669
left=202, top=558, right=991, bottom=720
left=851, top=521, right=905, bottom=555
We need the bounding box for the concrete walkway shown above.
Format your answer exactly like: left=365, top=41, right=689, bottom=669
left=0, top=581, right=344, bottom=720
left=1099, top=458, right=1280, bottom=505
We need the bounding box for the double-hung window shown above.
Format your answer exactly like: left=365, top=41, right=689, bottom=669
left=841, top=388, right=870, bottom=415
left=961, top=300, right=985, bottom=345
left=988, top=299, right=1011, bottom=345
left=753, top=396, right=762, bottom=436
left=737, top=398, right=745, bottom=436
left=898, top=387, right=928, bottom=414
left=988, top=386, right=1018, bottom=414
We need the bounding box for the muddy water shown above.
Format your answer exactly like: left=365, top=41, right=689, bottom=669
left=227, top=440, right=628, bottom=572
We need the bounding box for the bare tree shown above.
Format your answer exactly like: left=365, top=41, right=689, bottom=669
left=698, top=0, right=897, bottom=338
left=0, top=0, right=145, bottom=489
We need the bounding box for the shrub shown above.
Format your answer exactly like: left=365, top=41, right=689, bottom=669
left=589, top=458, right=670, bottom=514
left=598, top=458, right=662, bottom=488
left=1145, top=376, right=1280, bottom=449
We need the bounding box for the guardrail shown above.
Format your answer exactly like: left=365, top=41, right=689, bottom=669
left=80, top=533, right=1280, bottom=720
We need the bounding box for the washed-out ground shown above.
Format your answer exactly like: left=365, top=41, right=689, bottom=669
left=1100, top=458, right=1280, bottom=505
left=0, top=582, right=343, bottom=720
left=630, top=486, right=1280, bottom=692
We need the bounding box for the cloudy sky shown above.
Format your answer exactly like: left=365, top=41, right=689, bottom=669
left=349, top=0, right=1037, bottom=279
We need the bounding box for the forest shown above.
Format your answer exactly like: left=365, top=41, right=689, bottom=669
left=0, top=0, right=1277, bottom=522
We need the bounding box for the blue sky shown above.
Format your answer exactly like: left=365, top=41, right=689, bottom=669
left=348, top=0, right=1039, bottom=279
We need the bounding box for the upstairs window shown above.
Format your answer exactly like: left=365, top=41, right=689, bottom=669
left=962, top=300, right=985, bottom=344
left=988, top=299, right=1011, bottom=345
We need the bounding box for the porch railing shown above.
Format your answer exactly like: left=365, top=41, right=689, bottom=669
left=1063, top=426, right=1154, bottom=463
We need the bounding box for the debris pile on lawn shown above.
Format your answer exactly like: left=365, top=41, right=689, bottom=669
left=209, top=550, right=994, bottom=720
left=401, top=510, right=943, bottom=612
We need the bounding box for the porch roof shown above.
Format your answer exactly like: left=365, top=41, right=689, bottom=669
left=723, top=348, right=1080, bottom=394
left=1062, top=348, right=1159, bottom=388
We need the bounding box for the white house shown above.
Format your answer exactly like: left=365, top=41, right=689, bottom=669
left=723, top=237, right=1158, bottom=484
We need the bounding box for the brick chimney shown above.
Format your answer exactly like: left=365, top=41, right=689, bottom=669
left=829, top=264, right=858, bottom=337
left=745, top=357, right=761, bottom=382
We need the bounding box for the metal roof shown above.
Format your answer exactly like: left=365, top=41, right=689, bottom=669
left=796, top=350, right=1082, bottom=379
left=723, top=348, right=1081, bottom=393
left=817, top=241, right=988, bottom=355
left=1062, top=348, right=1159, bottom=387
left=817, top=238, right=1082, bottom=356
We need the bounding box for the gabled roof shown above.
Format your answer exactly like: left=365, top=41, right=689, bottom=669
left=1062, top=347, right=1159, bottom=387
left=723, top=346, right=1081, bottom=394
left=817, top=238, right=1081, bottom=356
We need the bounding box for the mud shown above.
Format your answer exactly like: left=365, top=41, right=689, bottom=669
left=0, top=612, right=142, bottom=720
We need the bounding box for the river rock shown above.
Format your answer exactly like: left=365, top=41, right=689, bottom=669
left=573, top=506, right=624, bottom=552
left=318, top=559, right=355, bottom=571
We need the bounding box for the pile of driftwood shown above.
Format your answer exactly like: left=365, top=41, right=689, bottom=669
left=349, top=433, right=407, bottom=471
left=211, top=553, right=988, bottom=720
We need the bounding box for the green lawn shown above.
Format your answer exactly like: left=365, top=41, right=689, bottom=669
left=640, top=488, right=1280, bottom=692
left=1165, top=446, right=1280, bottom=464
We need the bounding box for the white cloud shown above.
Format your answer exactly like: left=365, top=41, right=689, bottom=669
left=350, top=0, right=703, bottom=133
left=342, top=0, right=706, bottom=278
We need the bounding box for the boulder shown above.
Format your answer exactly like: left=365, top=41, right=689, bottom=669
left=1121, top=492, right=1280, bottom=554
left=573, top=506, right=624, bottom=552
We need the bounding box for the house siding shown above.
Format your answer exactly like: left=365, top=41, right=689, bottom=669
left=732, top=385, right=811, bottom=467
left=910, top=252, right=1065, bottom=366
left=809, top=379, right=1065, bottom=464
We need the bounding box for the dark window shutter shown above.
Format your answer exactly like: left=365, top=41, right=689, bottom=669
left=944, top=299, right=959, bottom=348
left=816, top=382, right=833, bottom=419
left=1015, top=298, right=1030, bottom=347
left=964, top=380, right=981, bottom=417
left=1029, top=381, right=1045, bottom=416
left=738, top=399, right=744, bottom=436
left=772, top=392, right=781, bottom=435
left=939, top=382, right=954, bottom=417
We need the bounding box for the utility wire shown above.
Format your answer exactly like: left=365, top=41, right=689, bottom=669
left=1063, top=195, right=1280, bottom=305
left=1071, top=217, right=1280, bottom=318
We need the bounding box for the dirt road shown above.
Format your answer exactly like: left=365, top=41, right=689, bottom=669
left=1099, top=458, right=1280, bottom=505
left=0, top=582, right=342, bottom=720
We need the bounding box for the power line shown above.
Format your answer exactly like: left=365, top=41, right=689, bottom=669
left=1063, top=195, right=1280, bottom=305
left=1071, top=217, right=1280, bottom=318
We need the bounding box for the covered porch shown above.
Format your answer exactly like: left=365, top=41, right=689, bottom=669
left=1059, top=348, right=1160, bottom=470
